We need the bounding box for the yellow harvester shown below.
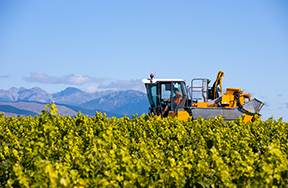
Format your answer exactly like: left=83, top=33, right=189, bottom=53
left=142, top=71, right=264, bottom=122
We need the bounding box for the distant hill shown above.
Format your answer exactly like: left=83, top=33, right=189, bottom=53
left=0, top=101, right=78, bottom=117
left=0, top=87, right=52, bottom=102
left=81, top=90, right=147, bottom=110
left=0, top=87, right=149, bottom=118
left=0, top=104, right=38, bottom=116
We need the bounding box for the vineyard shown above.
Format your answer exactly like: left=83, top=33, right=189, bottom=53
left=1, top=103, right=288, bottom=187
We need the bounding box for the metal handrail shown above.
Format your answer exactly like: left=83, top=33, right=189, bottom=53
left=190, top=78, right=210, bottom=103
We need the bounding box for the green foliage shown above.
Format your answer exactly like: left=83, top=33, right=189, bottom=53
left=1, top=103, right=288, bottom=187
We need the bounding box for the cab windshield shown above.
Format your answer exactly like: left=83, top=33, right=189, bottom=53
left=160, top=82, right=184, bottom=110
left=145, top=81, right=186, bottom=114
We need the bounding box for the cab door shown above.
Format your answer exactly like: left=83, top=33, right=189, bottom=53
left=160, top=81, right=186, bottom=111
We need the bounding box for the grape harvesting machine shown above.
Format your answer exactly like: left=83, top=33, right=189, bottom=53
left=142, top=71, right=264, bottom=122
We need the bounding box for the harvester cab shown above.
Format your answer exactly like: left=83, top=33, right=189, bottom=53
left=142, top=71, right=264, bottom=122
left=141, top=74, right=190, bottom=120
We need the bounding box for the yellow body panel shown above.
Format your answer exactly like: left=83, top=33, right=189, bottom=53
left=221, top=94, right=230, bottom=105
left=177, top=110, right=190, bottom=121
left=168, top=111, right=189, bottom=121
left=196, top=102, right=208, bottom=107
left=221, top=94, right=236, bottom=108
left=243, top=111, right=258, bottom=123
left=192, top=102, right=219, bottom=108
left=168, top=112, right=176, bottom=118
left=225, top=88, right=241, bottom=95
left=208, top=103, right=219, bottom=107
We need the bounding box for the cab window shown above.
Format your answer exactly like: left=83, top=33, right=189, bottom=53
left=161, top=83, right=171, bottom=100
left=172, top=82, right=183, bottom=108
left=147, top=84, right=157, bottom=107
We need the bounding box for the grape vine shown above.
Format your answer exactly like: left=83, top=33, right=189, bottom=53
left=1, top=103, right=287, bottom=187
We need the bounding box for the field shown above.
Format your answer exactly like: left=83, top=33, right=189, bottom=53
left=1, top=103, right=288, bottom=187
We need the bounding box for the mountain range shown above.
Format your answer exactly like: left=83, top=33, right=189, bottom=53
left=0, top=87, right=150, bottom=118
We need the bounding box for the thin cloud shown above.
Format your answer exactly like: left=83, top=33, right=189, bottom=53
left=277, top=94, right=283, bottom=97
left=263, top=101, right=269, bottom=107
left=83, top=79, right=146, bottom=93
left=286, top=103, right=288, bottom=109
left=23, top=71, right=111, bottom=85
left=0, top=74, right=10, bottom=78
left=98, top=79, right=146, bottom=91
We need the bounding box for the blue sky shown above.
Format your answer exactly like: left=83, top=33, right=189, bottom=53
left=0, top=1, right=287, bottom=121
